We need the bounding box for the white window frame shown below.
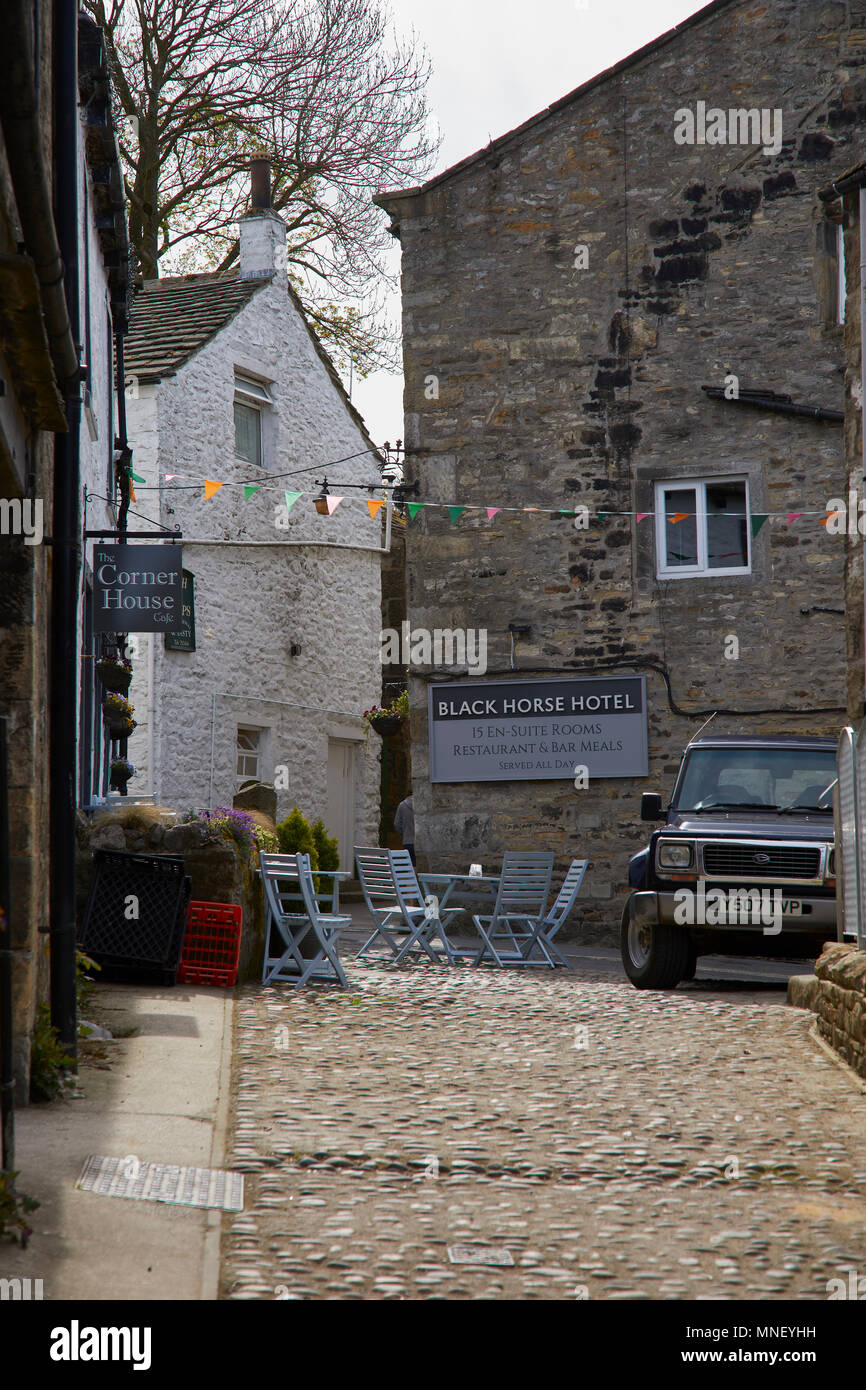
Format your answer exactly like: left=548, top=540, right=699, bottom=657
left=233, top=373, right=272, bottom=468
left=654, top=475, right=752, bottom=580
left=236, top=726, right=262, bottom=784
left=837, top=223, right=847, bottom=326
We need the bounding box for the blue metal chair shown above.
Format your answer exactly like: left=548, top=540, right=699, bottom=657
left=472, top=851, right=554, bottom=967
left=520, top=858, right=590, bottom=967
left=389, top=849, right=461, bottom=965
left=260, top=851, right=349, bottom=987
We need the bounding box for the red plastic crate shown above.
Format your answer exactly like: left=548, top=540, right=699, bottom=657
left=178, top=901, right=243, bottom=987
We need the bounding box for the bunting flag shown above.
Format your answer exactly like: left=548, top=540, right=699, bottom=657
left=130, top=472, right=146, bottom=485
left=284, top=490, right=301, bottom=512
left=787, top=512, right=803, bottom=525
left=449, top=506, right=466, bottom=526
left=325, top=495, right=344, bottom=515
left=523, top=506, right=541, bottom=513
left=598, top=511, right=609, bottom=521
left=407, top=503, right=424, bottom=520
left=129, top=482, right=136, bottom=503
left=203, top=480, right=223, bottom=500
left=669, top=512, right=690, bottom=524
left=367, top=498, right=385, bottom=520
left=636, top=512, right=650, bottom=523
left=819, top=511, right=841, bottom=528
left=487, top=508, right=501, bottom=520
left=164, top=473, right=176, bottom=481
left=244, top=484, right=261, bottom=501
left=750, top=514, right=769, bottom=537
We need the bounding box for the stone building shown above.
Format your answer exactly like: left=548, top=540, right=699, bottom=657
left=0, top=6, right=129, bottom=1095
left=121, top=165, right=385, bottom=866
left=376, top=0, right=866, bottom=936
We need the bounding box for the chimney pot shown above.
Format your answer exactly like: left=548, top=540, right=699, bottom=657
left=250, top=153, right=272, bottom=210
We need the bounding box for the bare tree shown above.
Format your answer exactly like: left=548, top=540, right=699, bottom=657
left=85, top=0, right=437, bottom=369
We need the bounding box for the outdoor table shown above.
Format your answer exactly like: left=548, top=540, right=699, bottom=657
left=418, top=872, right=501, bottom=962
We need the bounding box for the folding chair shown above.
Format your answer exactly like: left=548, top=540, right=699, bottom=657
left=472, top=851, right=554, bottom=967
left=355, top=847, right=461, bottom=965
left=260, top=852, right=349, bottom=987
left=520, top=858, right=590, bottom=967
left=389, top=849, right=461, bottom=965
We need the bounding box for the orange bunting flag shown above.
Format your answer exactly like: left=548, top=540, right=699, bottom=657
left=204, top=480, right=223, bottom=500
left=367, top=498, right=385, bottom=520
left=820, top=512, right=842, bottom=528
left=129, top=483, right=136, bottom=503
left=326, top=496, right=344, bottom=515
left=669, top=512, right=690, bottom=524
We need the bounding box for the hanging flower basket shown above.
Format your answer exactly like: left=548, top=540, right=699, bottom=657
left=109, top=758, right=136, bottom=794
left=96, top=656, right=132, bottom=694
left=103, top=694, right=135, bottom=737
left=362, top=691, right=409, bottom=739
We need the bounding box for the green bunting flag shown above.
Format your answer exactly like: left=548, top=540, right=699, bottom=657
left=407, top=503, right=424, bottom=520
left=244, top=484, right=261, bottom=501
left=750, top=514, right=769, bottom=537
left=129, top=472, right=146, bottom=485
left=284, top=490, right=302, bottom=512
left=449, top=506, right=466, bottom=526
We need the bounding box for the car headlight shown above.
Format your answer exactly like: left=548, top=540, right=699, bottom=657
left=827, top=848, right=836, bottom=879
left=657, top=840, right=694, bottom=870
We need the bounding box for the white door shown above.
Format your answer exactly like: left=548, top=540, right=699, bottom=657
left=326, top=739, right=357, bottom=871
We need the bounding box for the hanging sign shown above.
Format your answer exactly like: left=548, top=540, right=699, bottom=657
left=428, top=675, right=648, bottom=783
left=92, top=544, right=184, bottom=632
left=164, top=570, right=195, bottom=651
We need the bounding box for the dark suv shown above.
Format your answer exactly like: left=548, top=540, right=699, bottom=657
left=622, top=735, right=837, bottom=989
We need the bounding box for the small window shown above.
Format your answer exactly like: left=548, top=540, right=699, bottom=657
left=237, top=727, right=261, bottom=782
left=655, top=477, right=751, bottom=578
left=837, top=223, right=847, bottom=325
left=233, top=374, right=271, bottom=467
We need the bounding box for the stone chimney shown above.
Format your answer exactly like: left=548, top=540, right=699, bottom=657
left=239, top=153, right=287, bottom=285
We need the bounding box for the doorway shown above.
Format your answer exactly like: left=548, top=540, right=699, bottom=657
left=326, top=739, right=357, bottom=871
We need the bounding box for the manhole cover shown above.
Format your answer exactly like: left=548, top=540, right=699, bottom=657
left=447, top=1244, right=514, bottom=1267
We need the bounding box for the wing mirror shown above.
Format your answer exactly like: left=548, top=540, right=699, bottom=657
left=641, top=792, right=666, bottom=821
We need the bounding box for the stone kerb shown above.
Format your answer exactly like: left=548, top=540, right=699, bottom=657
left=788, top=941, right=866, bottom=1079
left=75, top=811, right=265, bottom=982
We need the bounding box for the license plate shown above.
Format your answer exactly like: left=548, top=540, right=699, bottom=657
left=780, top=899, right=803, bottom=915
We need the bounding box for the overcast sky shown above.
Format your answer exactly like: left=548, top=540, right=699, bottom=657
left=350, top=0, right=713, bottom=448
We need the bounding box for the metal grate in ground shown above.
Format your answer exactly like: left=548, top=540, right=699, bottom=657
left=76, top=1155, right=244, bottom=1211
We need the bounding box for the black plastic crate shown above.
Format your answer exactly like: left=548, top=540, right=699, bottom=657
left=79, top=850, right=192, bottom=982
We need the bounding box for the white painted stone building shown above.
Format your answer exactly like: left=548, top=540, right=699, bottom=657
left=122, top=171, right=385, bottom=865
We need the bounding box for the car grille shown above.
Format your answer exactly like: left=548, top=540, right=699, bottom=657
left=702, top=843, right=822, bottom=879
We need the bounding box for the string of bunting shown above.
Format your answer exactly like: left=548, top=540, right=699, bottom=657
left=130, top=469, right=848, bottom=531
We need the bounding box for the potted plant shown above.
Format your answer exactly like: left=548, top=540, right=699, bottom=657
left=96, top=653, right=132, bottom=694
left=109, top=757, right=136, bottom=794
left=103, top=692, right=134, bottom=736
left=363, top=689, right=408, bottom=738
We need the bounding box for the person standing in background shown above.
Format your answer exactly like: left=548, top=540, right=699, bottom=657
left=394, top=791, right=415, bottom=865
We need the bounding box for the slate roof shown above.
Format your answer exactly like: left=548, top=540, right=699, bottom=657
left=124, top=272, right=264, bottom=382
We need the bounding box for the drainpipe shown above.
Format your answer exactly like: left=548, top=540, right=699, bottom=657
left=0, top=719, right=13, bottom=1169
left=860, top=188, right=866, bottom=730
left=48, top=0, right=81, bottom=1060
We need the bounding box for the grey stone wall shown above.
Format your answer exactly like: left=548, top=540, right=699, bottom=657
left=789, top=941, right=866, bottom=1078
left=381, top=0, right=864, bottom=939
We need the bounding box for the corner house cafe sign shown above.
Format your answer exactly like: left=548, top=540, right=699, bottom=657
left=428, top=675, right=648, bottom=783
left=93, top=544, right=183, bottom=633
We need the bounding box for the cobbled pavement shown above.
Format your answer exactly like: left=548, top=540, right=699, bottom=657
left=220, top=963, right=866, bottom=1301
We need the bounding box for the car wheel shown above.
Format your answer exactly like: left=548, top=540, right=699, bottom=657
left=620, top=902, right=690, bottom=989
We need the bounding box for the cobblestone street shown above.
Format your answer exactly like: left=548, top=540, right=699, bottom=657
left=220, top=954, right=866, bottom=1301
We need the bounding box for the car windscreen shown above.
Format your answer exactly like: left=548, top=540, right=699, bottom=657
left=673, top=747, right=837, bottom=812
